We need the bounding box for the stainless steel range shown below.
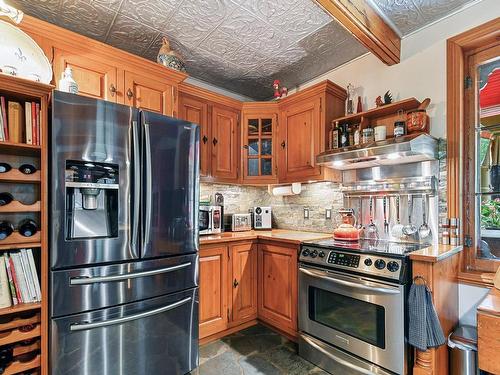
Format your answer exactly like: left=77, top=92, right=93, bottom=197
left=298, top=239, right=425, bottom=375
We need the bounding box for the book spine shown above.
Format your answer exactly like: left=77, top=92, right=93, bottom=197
left=31, top=102, right=36, bottom=146
left=0, top=101, right=4, bottom=141
left=19, top=250, right=36, bottom=303
left=27, top=249, right=41, bottom=302
left=0, top=255, right=12, bottom=308
left=9, top=254, right=24, bottom=303
left=35, top=103, right=40, bottom=146
left=4, top=254, right=18, bottom=305
left=25, top=102, right=32, bottom=145
left=0, top=97, right=8, bottom=141
left=11, top=252, right=28, bottom=303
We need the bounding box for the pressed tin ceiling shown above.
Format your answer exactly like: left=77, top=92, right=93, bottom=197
left=9, top=0, right=478, bottom=100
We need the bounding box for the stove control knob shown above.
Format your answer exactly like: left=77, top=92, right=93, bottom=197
left=374, top=259, right=386, bottom=270
left=364, top=258, right=373, bottom=266
left=310, top=250, right=318, bottom=258
left=387, top=261, right=400, bottom=272
left=302, top=249, right=310, bottom=257
left=319, top=251, right=325, bottom=258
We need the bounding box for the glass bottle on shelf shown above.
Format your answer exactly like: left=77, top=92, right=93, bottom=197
left=340, top=124, right=349, bottom=148
left=354, top=125, right=360, bottom=146
left=332, top=121, right=339, bottom=150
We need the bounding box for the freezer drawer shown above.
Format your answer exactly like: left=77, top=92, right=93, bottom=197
left=51, top=253, right=198, bottom=317
left=51, top=288, right=199, bottom=375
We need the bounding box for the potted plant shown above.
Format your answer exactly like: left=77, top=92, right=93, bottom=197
left=481, top=198, right=500, bottom=238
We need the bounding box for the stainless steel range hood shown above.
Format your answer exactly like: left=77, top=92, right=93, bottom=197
left=317, top=134, right=438, bottom=170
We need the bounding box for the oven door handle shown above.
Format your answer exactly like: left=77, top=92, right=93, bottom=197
left=299, top=267, right=400, bottom=295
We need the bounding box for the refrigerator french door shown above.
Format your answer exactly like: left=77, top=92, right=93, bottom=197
left=50, top=91, right=200, bottom=375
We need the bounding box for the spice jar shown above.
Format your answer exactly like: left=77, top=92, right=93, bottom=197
left=362, top=126, right=374, bottom=144
left=394, top=121, right=406, bottom=138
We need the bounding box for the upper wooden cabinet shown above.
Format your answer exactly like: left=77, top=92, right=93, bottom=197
left=211, top=105, right=240, bottom=182
left=124, top=71, right=176, bottom=116
left=278, top=81, right=346, bottom=183
left=241, top=103, right=279, bottom=184
left=178, top=94, right=210, bottom=177
left=53, top=48, right=121, bottom=103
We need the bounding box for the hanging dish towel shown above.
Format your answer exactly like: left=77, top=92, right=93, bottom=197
left=408, top=278, right=446, bottom=351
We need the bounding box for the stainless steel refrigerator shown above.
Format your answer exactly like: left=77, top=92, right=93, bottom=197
left=49, top=91, right=199, bottom=375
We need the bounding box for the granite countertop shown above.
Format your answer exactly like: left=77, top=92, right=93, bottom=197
left=408, top=244, right=464, bottom=262
left=478, top=287, right=500, bottom=317
left=200, top=229, right=332, bottom=245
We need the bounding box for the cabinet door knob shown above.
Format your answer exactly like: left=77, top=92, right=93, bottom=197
left=202, top=135, right=208, bottom=144
left=213, top=138, right=218, bottom=146
left=233, top=279, right=239, bottom=288
left=281, top=141, right=286, bottom=149
left=127, top=88, right=134, bottom=100
left=109, top=83, right=117, bottom=97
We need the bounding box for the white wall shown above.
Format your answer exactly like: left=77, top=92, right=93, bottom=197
left=459, top=283, right=490, bottom=326
left=293, top=0, right=500, bottom=139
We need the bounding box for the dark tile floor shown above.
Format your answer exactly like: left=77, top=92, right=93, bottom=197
left=192, top=324, right=329, bottom=375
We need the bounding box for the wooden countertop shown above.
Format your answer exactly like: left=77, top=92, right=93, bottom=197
left=200, top=229, right=332, bottom=245
left=408, top=244, right=463, bottom=262
left=478, top=287, right=500, bottom=317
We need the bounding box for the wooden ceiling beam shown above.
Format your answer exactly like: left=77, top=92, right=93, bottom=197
left=314, top=0, right=401, bottom=65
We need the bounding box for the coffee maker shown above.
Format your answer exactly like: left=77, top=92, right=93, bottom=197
left=65, top=160, right=119, bottom=239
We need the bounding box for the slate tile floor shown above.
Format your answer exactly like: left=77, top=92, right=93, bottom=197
left=192, top=324, right=329, bottom=375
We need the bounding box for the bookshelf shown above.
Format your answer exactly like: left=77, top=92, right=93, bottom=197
left=0, top=74, right=52, bottom=375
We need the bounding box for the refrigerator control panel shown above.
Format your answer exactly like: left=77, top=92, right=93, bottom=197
left=65, top=160, right=119, bottom=186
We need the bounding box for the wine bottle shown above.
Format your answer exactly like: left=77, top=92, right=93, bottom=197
left=0, top=222, right=14, bottom=240
left=0, top=193, right=13, bottom=206
left=0, top=163, right=11, bottom=173
left=18, top=219, right=38, bottom=237
left=18, top=164, right=37, bottom=175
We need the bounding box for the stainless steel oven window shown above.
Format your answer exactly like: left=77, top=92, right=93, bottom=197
left=308, top=286, right=386, bottom=348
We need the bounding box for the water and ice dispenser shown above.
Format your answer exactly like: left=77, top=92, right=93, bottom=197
left=65, top=160, right=119, bottom=239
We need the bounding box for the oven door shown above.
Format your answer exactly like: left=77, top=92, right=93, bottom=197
left=199, top=207, right=212, bottom=235
left=299, top=265, right=406, bottom=375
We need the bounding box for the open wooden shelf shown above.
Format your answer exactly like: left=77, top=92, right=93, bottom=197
left=0, top=312, right=41, bottom=331
left=0, top=324, right=41, bottom=346
left=0, top=201, right=41, bottom=213
left=3, top=353, right=40, bottom=375
left=13, top=339, right=41, bottom=357
left=332, top=97, right=421, bottom=125
left=0, top=170, right=40, bottom=183
left=0, top=242, right=41, bottom=251
left=0, top=231, right=41, bottom=247
left=0, top=141, right=41, bottom=156
left=0, top=303, right=41, bottom=317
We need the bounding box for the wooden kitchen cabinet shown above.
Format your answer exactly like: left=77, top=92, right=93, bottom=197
left=230, top=242, right=258, bottom=324
left=178, top=94, right=210, bottom=177
left=257, top=243, right=298, bottom=338
left=53, top=48, right=122, bottom=103
left=124, top=71, right=176, bottom=116
left=211, top=104, right=240, bottom=182
left=199, top=245, right=229, bottom=339
left=241, top=103, right=279, bottom=184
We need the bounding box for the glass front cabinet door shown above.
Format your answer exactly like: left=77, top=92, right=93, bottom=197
left=242, top=110, right=278, bottom=184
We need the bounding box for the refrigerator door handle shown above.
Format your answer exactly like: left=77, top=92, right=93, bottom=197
left=131, top=120, right=140, bottom=252
left=69, top=296, right=192, bottom=331
left=143, top=121, right=152, bottom=251
left=69, top=262, right=192, bottom=285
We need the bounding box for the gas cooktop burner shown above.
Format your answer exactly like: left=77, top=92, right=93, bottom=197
left=302, top=238, right=425, bottom=256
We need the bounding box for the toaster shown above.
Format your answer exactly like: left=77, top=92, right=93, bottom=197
left=224, top=213, right=252, bottom=232
left=253, top=207, right=272, bottom=230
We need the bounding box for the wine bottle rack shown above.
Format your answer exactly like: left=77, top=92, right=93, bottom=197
left=0, top=201, right=41, bottom=213
left=0, top=324, right=41, bottom=346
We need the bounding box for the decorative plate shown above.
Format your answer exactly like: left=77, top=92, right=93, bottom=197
left=0, top=20, right=52, bottom=84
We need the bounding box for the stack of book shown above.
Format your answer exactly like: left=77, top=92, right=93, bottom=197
left=0, top=97, right=41, bottom=145
left=0, top=249, right=41, bottom=308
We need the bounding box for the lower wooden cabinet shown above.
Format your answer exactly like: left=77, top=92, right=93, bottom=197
left=257, top=243, right=298, bottom=338
left=199, top=242, right=257, bottom=340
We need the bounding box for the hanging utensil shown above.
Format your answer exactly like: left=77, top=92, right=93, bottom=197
left=383, top=196, right=389, bottom=234
left=418, top=194, right=431, bottom=239
left=357, top=197, right=364, bottom=229
left=391, top=195, right=404, bottom=238
left=366, top=196, right=378, bottom=239
left=403, top=195, right=417, bottom=236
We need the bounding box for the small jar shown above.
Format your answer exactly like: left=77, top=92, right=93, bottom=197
left=362, top=127, right=374, bottom=144
left=394, top=121, right=406, bottom=138
left=440, top=217, right=450, bottom=229
left=441, top=231, right=450, bottom=245
left=353, top=125, right=360, bottom=146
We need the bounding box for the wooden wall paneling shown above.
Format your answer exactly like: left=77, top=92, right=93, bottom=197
left=229, top=242, right=257, bottom=324
left=199, top=245, right=229, bottom=339
left=314, top=0, right=401, bottom=65
left=178, top=93, right=210, bottom=177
